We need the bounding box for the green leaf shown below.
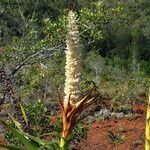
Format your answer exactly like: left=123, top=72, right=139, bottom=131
left=0, top=144, right=25, bottom=150
left=10, top=128, right=39, bottom=150
left=7, top=113, right=22, bottom=130
left=1, top=121, right=39, bottom=150
left=21, top=132, right=50, bottom=146
left=59, top=137, right=69, bottom=150
left=19, top=103, right=28, bottom=125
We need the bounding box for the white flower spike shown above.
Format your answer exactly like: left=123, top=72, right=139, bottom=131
left=64, top=10, right=81, bottom=108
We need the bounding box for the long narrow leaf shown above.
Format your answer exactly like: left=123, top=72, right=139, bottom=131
left=0, top=144, right=25, bottom=150
left=1, top=121, right=39, bottom=150
left=7, top=113, right=22, bottom=130
left=21, top=132, right=50, bottom=145
left=19, top=103, right=28, bottom=125
left=9, top=127, right=39, bottom=150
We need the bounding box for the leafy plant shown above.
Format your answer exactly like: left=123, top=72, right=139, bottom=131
left=108, top=131, right=126, bottom=145
left=3, top=99, right=89, bottom=150
left=69, top=123, right=88, bottom=142
left=0, top=121, right=62, bottom=150
left=111, top=91, right=132, bottom=114
left=24, top=100, right=51, bottom=136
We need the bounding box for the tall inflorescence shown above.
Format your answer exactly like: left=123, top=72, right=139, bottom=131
left=64, top=10, right=81, bottom=108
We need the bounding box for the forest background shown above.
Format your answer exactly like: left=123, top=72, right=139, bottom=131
left=0, top=0, right=150, bottom=115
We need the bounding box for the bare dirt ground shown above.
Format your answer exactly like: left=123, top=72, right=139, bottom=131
left=77, top=103, right=146, bottom=150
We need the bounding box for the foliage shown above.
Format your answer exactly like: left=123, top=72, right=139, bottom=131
left=108, top=131, right=126, bottom=145
left=69, top=123, right=88, bottom=142
left=25, top=100, right=51, bottom=136
left=0, top=0, right=150, bottom=148
left=1, top=121, right=62, bottom=150
left=1, top=0, right=149, bottom=104
left=85, top=51, right=105, bottom=83
left=3, top=100, right=88, bottom=149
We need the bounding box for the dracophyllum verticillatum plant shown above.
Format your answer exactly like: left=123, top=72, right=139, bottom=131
left=58, top=10, right=96, bottom=149
left=145, top=87, right=150, bottom=150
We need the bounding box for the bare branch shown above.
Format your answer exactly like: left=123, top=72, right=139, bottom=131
left=9, top=44, right=64, bottom=77
left=8, top=23, right=97, bottom=78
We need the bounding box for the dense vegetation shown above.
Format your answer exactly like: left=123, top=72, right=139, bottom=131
left=0, top=0, right=150, bottom=149
left=1, top=0, right=149, bottom=101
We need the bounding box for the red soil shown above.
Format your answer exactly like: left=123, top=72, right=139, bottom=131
left=0, top=134, right=4, bottom=144
left=77, top=103, right=146, bottom=150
